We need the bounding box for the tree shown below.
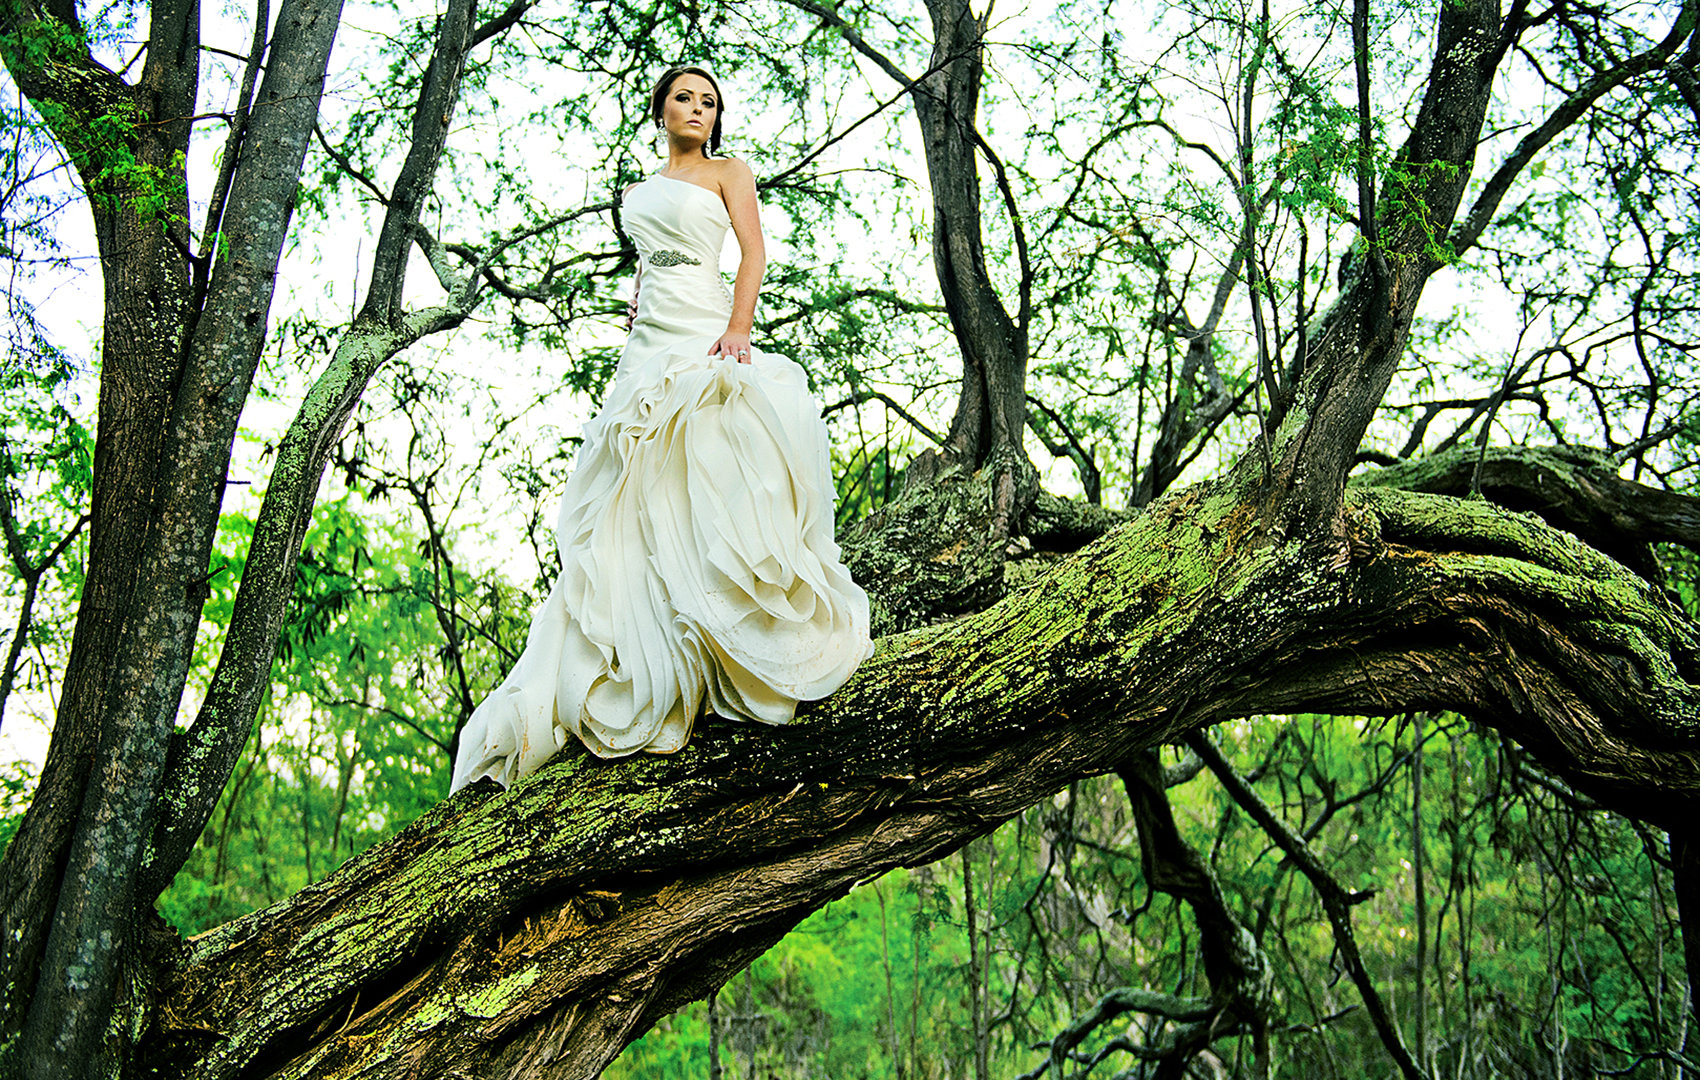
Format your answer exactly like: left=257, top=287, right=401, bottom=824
left=2, top=0, right=1699, bottom=1077
left=0, top=0, right=507, bottom=1069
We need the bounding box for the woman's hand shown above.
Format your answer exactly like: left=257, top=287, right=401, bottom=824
left=709, top=330, right=753, bottom=364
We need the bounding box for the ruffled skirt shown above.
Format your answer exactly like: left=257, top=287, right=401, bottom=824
left=450, top=347, right=871, bottom=789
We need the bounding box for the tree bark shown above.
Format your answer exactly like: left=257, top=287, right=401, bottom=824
left=0, top=0, right=199, bottom=1060
left=1261, top=0, right=1503, bottom=538
left=1354, top=445, right=1700, bottom=579
left=0, top=0, right=351, bottom=1064
left=905, top=0, right=1031, bottom=498
left=784, top=0, right=1036, bottom=528
left=144, top=0, right=483, bottom=901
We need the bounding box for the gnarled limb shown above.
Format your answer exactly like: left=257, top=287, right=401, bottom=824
left=1188, top=733, right=1427, bottom=1080
left=1353, top=445, right=1700, bottom=580
left=1018, top=989, right=1217, bottom=1080
left=140, top=476, right=1700, bottom=1078
left=1012, top=750, right=1275, bottom=1079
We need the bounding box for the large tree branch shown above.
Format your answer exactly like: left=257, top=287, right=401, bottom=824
left=136, top=0, right=369, bottom=900
left=0, top=6, right=196, bottom=1065
left=790, top=0, right=1030, bottom=495
left=0, top=0, right=135, bottom=177
left=1353, top=445, right=1700, bottom=579
left=142, top=473, right=1700, bottom=1079
left=1269, top=0, right=1698, bottom=545
left=359, top=0, right=480, bottom=322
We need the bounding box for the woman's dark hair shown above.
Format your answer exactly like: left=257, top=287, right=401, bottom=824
left=649, top=66, right=724, bottom=157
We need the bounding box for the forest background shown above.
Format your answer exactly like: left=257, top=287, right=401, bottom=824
left=2, top=0, right=1698, bottom=1075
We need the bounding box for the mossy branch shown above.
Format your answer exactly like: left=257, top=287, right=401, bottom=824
left=144, top=475, right=1700, bottom=1079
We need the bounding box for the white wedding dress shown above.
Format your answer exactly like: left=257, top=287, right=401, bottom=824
left=450, top=174, right=872, bottom=790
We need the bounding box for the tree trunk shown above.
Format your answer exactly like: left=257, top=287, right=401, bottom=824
left=902, top=0, right=1036, bottom=531
left=0, top=0, right=481, bottom=1070
left=1260, top=0, right=1502, bottom=539
left=0, top=0, right=199, bottom=1061
left=912, top=1, right=1026, bottom=449
left=791, top=0, right=1037, bottom=527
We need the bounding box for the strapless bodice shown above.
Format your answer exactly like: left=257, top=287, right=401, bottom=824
left=622, top=175, right=733, bottom=343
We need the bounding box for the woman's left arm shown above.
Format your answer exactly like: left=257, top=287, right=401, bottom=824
left=709, top=159, right=765, bottom=364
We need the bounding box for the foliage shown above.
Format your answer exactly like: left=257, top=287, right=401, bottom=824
left=157, top=491, right=523, bottom=933
left=0, top=757, right=36, bottom=855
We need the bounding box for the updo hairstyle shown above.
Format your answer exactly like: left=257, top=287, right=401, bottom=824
left=649, top=65, right=725, bottom=158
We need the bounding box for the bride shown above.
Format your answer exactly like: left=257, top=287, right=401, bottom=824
left=451, top=66, right=872, bottom=790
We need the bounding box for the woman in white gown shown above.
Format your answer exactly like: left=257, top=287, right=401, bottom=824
left=451, top=67, right=872, bottom=791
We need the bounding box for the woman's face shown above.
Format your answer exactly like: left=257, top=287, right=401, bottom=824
left=660, top=73, right=719, bottom=147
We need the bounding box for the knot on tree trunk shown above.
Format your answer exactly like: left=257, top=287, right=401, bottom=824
left=843, top=439, right=1146, bottom=635
left=841, top=444, right=1040, bottom=636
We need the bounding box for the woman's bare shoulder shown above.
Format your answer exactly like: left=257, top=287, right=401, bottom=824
left=709, top=157, right=755, bottom=184
left=710, top=158, right=757, bottom=203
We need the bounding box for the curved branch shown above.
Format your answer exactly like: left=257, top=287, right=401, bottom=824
left=966, top=125, right=1032, bottom=335
left=1261, top=0, right=1504, bottom=536
left=822, top=390, right=946, bottom=446
left=778, top=0, right=914, bottom=86
left=1023, top=988, right=1216, bottom=1080
left=312, top=122, right=390, bottom=206
left=1025, top=393, right=1099, bottom=503
left=764, top=57, right=948, bottom=189
left=1188, top=733, right=1427, bottom=1080
left=469, top=0, right=538, bottom=48
left=144, top=472, right=1700, bottom=1078
left=1353, top=445, right=1700, bottom=579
